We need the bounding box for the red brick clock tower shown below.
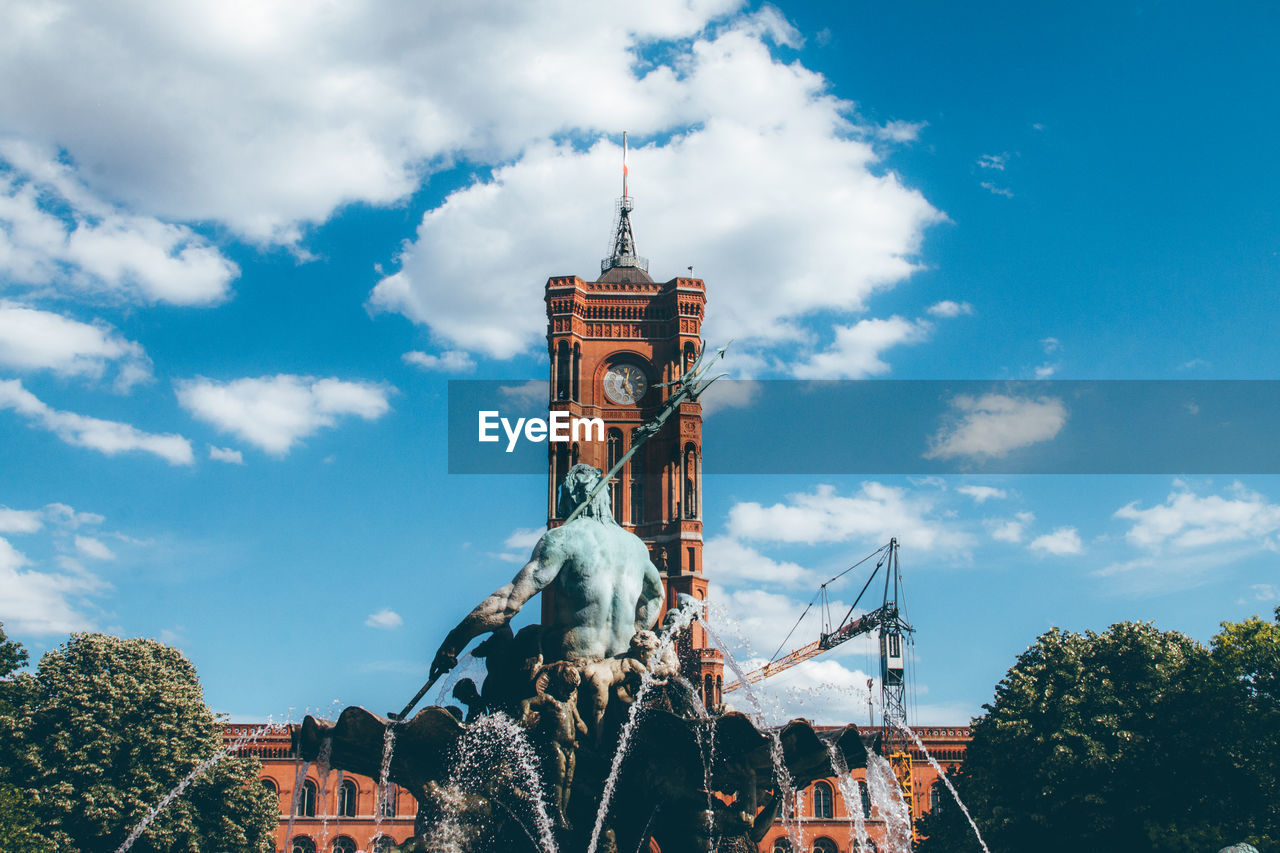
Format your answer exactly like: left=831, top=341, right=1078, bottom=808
left=542, top=173, right=724, bottom=709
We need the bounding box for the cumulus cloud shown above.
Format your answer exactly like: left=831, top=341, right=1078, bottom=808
left=726, top=481, right=973, bottom=552
left=926, top=300, right=973, bottom=318
left=368, top=20, right=940, bottom=360
left=176, top=374, right=394, bottom=455
left=74, top=535, right=116, bottom=560
left=0, top=378, right=193, bottom=464
left=977, top=153, right=1007, bottom=171
left=0, top=301, right=151, bottom=389
left=504, top=527, right=546, bottom=552
left=1114, top=481, right=1280, bottom=552
left=208, top=445, right=243, bottom=464
left=0, top=535, right=105, bottom=635
left=0, top=143, right=237, bottom=304
left=956, top=485, right=1006, bottom=503
left=791, top=317, right=932, bottom=379
left=703, top=536, right=817, bottom=587
left=987, top=511, right=1034, bottom=543
left=1029, top=526, right=1083, bottom=556
left=365, top=608, right=403, bottom=630
left=0, top=0, right=741, bottom=242
left=403, top=350, right=476, bottom=373
left=0, top=507, right=44, bottom=534
left=925, top=393, right=1067, bottom=461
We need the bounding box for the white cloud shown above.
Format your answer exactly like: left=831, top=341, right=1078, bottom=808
left=368, top=19, right=940, bottom=360
left=874, top=120, right=926, bottom=143
left=0, top=302, right=152, bottom=390
left=924, top=393, right=1067, bottom=461
left=208, top=445, right=244, bottom=464
left=1248, top=584, right=1279, bottom=602
left=977, top=153, right=1007, bottom=171
left=0, top=535, right=104, bottom=635
left=956, top=485, right=1006, bottom=503
left=979, top=181, right=1014, bottom=198
left=726, top=481, right=973, bottom=552
left=1029, top=526, right=1083, bottom=556
left=504, top=527, right=545, bottom=552
left=0, top=507, right=44, bottom=534
left=697, top=379, right=761, bottom=417
left=0, top=1, right=742, bottom=243
left=926, top=300, right=973, bottom=318
left=0, top=378, right=193, bottom=464
left=176, top=374, right=394, bottom=455
left=1040, top=337, right=1060, bottom=354
left=498, top=380, right=551, bottom=409
left=1114, top=482, right=1280, bottom=552
left=987, top=511, right=1034, bottom=544
left=42, top=502, right=105, bottom=529
left=365, top=608, right=403, bottom=630
left=74, top=535, right=116, bottom=560
left=703, top=536, right=817, bottom=587
left=403, top=350, right=476, bottom=373
left=791, top=317, right=932, bottom=379
left=0, top=143, right=237, bottom=304
left=1034, top=363, right=1058, bottom=379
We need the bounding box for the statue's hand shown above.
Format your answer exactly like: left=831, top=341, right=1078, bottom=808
left=430, top=647, right=458, bottom=681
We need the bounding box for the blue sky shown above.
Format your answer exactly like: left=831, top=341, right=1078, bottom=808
left=1, top=0, right=1278, bottom=726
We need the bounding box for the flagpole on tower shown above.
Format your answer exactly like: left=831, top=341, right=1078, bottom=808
left=622, top=131, right=629, bottom=199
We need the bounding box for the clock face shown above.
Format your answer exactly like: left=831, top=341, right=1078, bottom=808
left=603, top=364, right=648, bottom=405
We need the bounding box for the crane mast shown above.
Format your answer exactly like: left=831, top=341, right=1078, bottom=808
left=722, top=538, right=918, bottom=837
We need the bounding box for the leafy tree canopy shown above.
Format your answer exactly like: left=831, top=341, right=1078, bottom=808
left=917, top=611, right=1280, bottom=853
left=0, top=631, right=276, bottom=852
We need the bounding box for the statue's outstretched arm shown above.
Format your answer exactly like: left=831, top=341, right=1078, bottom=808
left=431, top=555, right=562, bottom=679
left=635, top=559, right=664, bottom=631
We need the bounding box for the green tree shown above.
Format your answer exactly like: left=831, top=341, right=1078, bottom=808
left=917, top=619, right=1276, bottom=853
left=4, top=632, right=277, bottom=852
left=0, top=622, right=45, bottom=853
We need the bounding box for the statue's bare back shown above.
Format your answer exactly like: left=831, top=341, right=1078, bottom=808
left=431, top=465, right=664, bottom=680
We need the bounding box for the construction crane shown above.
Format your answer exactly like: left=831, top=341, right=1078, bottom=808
left=723, top=538, right=917, bottom=834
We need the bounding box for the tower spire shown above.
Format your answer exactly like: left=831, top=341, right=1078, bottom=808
left=601, top=131, right=648, bottom=275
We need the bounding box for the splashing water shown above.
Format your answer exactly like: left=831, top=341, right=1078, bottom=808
left=587, top=599, right=701, bottom=853
left=373, top=724, right=397, bottom=836
left=114, top=719, right=288, bottom=853
left=702, top=622, right=803, bottom=852
left=826, top=742, right=871, bottom=853
left=283, top=758, right=312, bottom=848
left=864, top=747, right=913, bottom=853
left=895, top=723, right=990, bottom=853
left=424, top=712, right=558, bottom=853
left=315, top=737, right=333, bottom=845
left=331, top=769, right=345, bottom=840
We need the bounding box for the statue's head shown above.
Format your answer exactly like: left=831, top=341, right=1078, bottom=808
left=535, top=661, right=581, bottom=699
left=558, top=463, right=615, bottom=523
left=629, top=630, right=660, bottom=661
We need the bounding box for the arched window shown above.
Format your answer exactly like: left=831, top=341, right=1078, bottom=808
left=607, top=429, right=623, bottom=522
left=683, top=341, right=697, bottom=373
left=337, top=779, right=357, bottom=818
left=703, top=674, right=714, bottom=708
left=771, top=839, right=792, bottom=853
left=290, top=837, right=316, bottom=853
left=812, top=781, right=834, bottom=819
left=555, top=340, right=571, bottom=400
left=682, top=443, right=698, bottom=518
left=859, top=780, right=871, bottom=818
left=297, top=780, right=317, bottom=817
left=260, top=777, right=278, bottom=805
left=371, top=836, right=395, bottom=853
left=552, top=444, right=570, bottom=517
left=629, top=428, right=644, bottom=525
left=331, top=838, right=356, bottom=853
left=812, top=839, right=838, bottom=853
left=929, top=781, right=943, bottom=812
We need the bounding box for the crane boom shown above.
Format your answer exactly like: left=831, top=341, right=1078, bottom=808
left=722, top=540, right=911, bottom=695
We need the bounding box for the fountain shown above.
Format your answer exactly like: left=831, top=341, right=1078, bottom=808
left=296, top=463, right=870, bottom=852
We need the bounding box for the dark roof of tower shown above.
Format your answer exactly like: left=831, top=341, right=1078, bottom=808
left=597, top=263, right=654, bottom=284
